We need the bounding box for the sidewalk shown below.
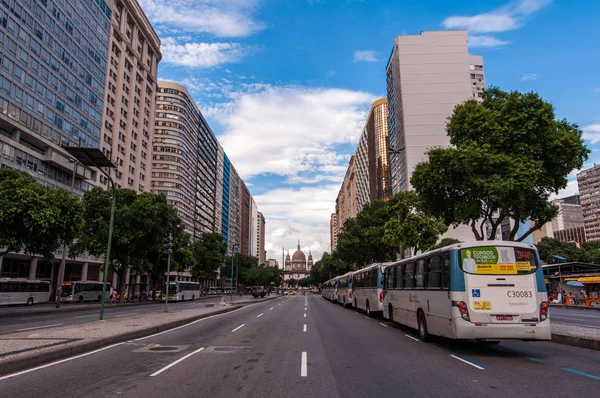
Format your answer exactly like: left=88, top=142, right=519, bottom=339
left=551, top=323, right=600, bottom=350
left=0, top=296, right=279, bottom=377
left=550, top=303, right=600, bottom=311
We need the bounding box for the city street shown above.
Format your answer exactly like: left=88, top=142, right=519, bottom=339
left=1, top=294, right=598, bottom=397
left=550, top=306, right=600, bottom=329
left=0, top=297, right=223, bottom=335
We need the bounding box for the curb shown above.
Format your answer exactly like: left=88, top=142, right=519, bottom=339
left=551, top=333, right=600, bottom=351
left=549, top=304, right=600, bottom=311
left=0, top=296, right=224, bottom=318
left=0, top=305, right=242, bottom=377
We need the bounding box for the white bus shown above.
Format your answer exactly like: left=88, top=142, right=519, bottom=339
left=162, top=281, right=201, bottom=301
left=321, top=279, right=337, bottom=301
left=352, top=262, right=390, bottom=316
left=335, top=272, right=353, bottom=307
left=383, top=241, right=550, bottom=343
left=0, top=279, right=50, bottom=306
left=60, top=281, right=111, bottom=303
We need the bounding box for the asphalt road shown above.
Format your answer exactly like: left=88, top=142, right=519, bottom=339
left=0, top=296, right=223, bottom=334
left=1, top=294, right=599, bottom=397
left=549, top=306, right=600, bottom=328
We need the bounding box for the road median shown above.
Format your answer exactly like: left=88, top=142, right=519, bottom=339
left=0, top=303, right=242, bottom=377
left=551, top=323, right=600, bottom=351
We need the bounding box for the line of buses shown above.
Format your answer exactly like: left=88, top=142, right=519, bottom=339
left=322, top=241, right=551, bottom=343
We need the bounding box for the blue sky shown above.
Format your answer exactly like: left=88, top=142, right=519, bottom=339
left=139, top=0, right=600, bottom=262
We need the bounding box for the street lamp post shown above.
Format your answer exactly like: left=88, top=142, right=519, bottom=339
left=163, top=233, right=173, bottom=313
left=230, top=245, right=237, bottom=303
left=61, top=147, right=116, bottom=321
left=552, top=255, right=567, bottom=298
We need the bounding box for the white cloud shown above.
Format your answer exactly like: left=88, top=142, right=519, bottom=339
left=520, top=73, right=540, bottom=81
left=550, top=179, right=579, bottom=200
left=256, top=185, right=340, bottom=263
left=284, top=174, right=344, bottom=185
left=212, top=84, right=377, bottom=179
left=441, top=0, right=551, bottom=47
left=594, top=88, right=600, bottom=93
left=161, top=38, right=249, bottom=68
left=138, top=0, right=265, bottom=38
left=583, top=123, right=600, bottom=144
left=469, top=35, right=511, bottom=48
left=353, top=51, right=378, bottom=63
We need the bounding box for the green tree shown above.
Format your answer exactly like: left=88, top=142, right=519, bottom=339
left=581, top=242, right=600, bottom=264
left=336, top=200, right=397, bottom=267
left=535, top=237, right=585, bottom=264
left=412, top=87, right=589, bottom=242
left=298, top=277, right=311, bottom=287
left=383, top=191, right=448, bottom=256
left=191, top=232, right=227, bottom=280
left=432, top=238, right=462, bottom=250
left=287, top=278, right=297, bottom=288
left=310, top=251, right=346, bottom=284
left=0, top=169, right=81, bottom=260
left=73, top=188, right=182, bottom=300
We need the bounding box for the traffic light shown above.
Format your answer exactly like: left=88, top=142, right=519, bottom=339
left=164, top=233, right=173, bottom=255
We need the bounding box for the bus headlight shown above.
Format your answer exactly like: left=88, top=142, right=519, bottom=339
left=540, top=301, right=549, bottom=321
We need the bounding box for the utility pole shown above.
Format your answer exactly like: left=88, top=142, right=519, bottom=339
left=164, top=233, right=173, bottom=313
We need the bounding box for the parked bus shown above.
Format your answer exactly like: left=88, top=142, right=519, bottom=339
left=161, top=281, right=201, bottom=301
left=0, top=279, right=50, bottom=306
left=336, top=272, right=353, bottom=307
left=382, top=241, right=550, bottom=342
left=60, top=281, right=111, bottom=303
left=352, top=262, right=391, bottom=316
left=321, top=279, right=337, bottom=301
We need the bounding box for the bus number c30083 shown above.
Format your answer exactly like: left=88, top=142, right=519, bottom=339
left=506, top=291, right=533, bottom=298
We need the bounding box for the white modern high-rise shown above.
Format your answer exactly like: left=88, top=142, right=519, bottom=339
left=386, top=30, right=485, bottom=193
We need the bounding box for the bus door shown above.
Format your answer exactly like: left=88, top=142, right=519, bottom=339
left=460, top=246, right=539, bottom=324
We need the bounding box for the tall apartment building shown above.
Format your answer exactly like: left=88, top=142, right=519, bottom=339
left=577, top=164, right=600, bottom=242
left=221, top=153, right=231, bottom=249
left=533, top=196, right=585, bottom=245
left=335, top=156, right=357, bottom=234
left=228, top=165, right=242, bottom=254
left=386, top=30, right=484, bottom=193
left=99, top=0, right=160, bottom=193
left=266, top=258, right=279, bottom=268
left=257, top=211, right=266, bottom=265
left=330, top=213, right=338, bottom=252
left=0, top=0, right=113, bottom=281
left=240, top=182, right=252, bottom=255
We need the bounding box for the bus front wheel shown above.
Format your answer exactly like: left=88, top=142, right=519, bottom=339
left=418, top=311, right=430, bottom=342
left=27, top=297, right=34, bottom=306
left=388, top=304, right=394, bottom=324
left=78, top=296, right=84, bottom=303
left=366, top=301, right=371, bottom=317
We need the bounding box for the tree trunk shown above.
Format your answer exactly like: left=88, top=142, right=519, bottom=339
left=470, top=220, right=483, bottom=240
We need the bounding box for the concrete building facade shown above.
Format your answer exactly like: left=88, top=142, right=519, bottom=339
left=99, top=0, right=160, bottom=193
left=330, top=213, right=338, bottom=252
left=257, top=211, right=266, bottom=265
left=578, top=165, right=600, bottom=242
left=335, top=156, right=357, bottom=235
left=386, top=30, right=484, bottom=193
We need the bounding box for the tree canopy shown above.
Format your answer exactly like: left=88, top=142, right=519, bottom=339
left=412, top=87, right=589, bottom=242
left=191, top=232, right=227, bottom=280
left=535, top=237, right=600, bottom=264
left=0, top=169, right=81, bottom=260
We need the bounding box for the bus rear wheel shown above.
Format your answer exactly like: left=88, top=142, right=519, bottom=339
left=97, top=295, right=102, bottom=302
left=27, top=297, right=34, bottom=306
left=388, top=304, right=394, bottom=324
left=78, top=296, right=84, bottom=303
left=418, top=311, right=430, bottom=342
left=191, top=295, right=195, bottom=301
left=366, top=301, right=371, bottom=317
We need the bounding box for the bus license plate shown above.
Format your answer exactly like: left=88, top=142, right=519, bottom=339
left=496, top=315, right=513, bottom=321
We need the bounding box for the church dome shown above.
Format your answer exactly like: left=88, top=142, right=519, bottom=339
left=292, top=249, right=306, bottom=262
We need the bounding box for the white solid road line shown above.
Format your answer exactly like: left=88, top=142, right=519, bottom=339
left=303, top=324, right=307, bottom=332
left=269, top=307, right=274, bottom=310
left=364, top=316, right=370, bottom=320
left=16, top=323, right=63, bottom=332
left=257, top=313, right=264, bottom=318
left=73, top=314, right=96, bottom=319
left=231, top=324, right=246, bottom=332
left=450, top=355, right=486, bottom=370
left=0, top=343, right=123, bottom=381
left=304, top=313, right=306, bottom=318
left=20, top=315, right=51, bottom=320
left=150, top=347, right=205, bottom=377
left=114, top=312, right=138, bottom=318
left=404, top=334, right=421, bottom=342
left=379, top=323, right=389, bottom=328
left=301, top=352, right=307, bottom=377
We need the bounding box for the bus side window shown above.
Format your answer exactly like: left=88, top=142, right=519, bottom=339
left=427, top=255, right=442, bottom=289
left=395, top=264, right=404, bottom=289
left=416, top=259, right=426, bottom=288
left=404, top=263, right=415, bottom=289
left=442, top=253, right=451, bottom=289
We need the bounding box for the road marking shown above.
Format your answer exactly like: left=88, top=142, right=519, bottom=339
left=552, top=316, right=585, bottom=321
left=450, top=355, right=486, bottom=370
left=17, top=323, right=63, bottom=332
left=304, top=313, right=306, bottom=318
left=231, top=324, right=246, bottom=332
left=301, top=352, right=307, bottom=377
left=256, top=313, right=264, bottom=318
left=150, top=347, right=205, bottom=377
left=379, top=323, right=389, bottom=328
left=364, top=316, right=370, bottom=320
left=562, top=368, right=600, bottom=381
left=114, top=312, right=138, bottom=318
left=304, top=308, right=306, bottom=311
left=404, top=334, right=421, bottom=342
left=0, top=343, right=123, bottom=381
left=20, top=315, right=51, bottom=320
left=523, top=356, right=547, bottom=364
left=73, top=314, right=96, bottom=319
left=303, top=324, right=307, bottom=332
left=269, top=307, right=274, bottom=311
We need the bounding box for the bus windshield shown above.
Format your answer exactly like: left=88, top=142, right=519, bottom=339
left=165, top=283, right=178, bottom=294
left=61, top=284, right=73, bottom=297
left=460, top=246, right=538, bottom=275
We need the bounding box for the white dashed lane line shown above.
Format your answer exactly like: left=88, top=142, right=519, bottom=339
left=231, top=324, right=245, bottom=333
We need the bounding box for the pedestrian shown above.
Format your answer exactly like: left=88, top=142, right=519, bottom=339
left=110, top=289, right=117, bottom=305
